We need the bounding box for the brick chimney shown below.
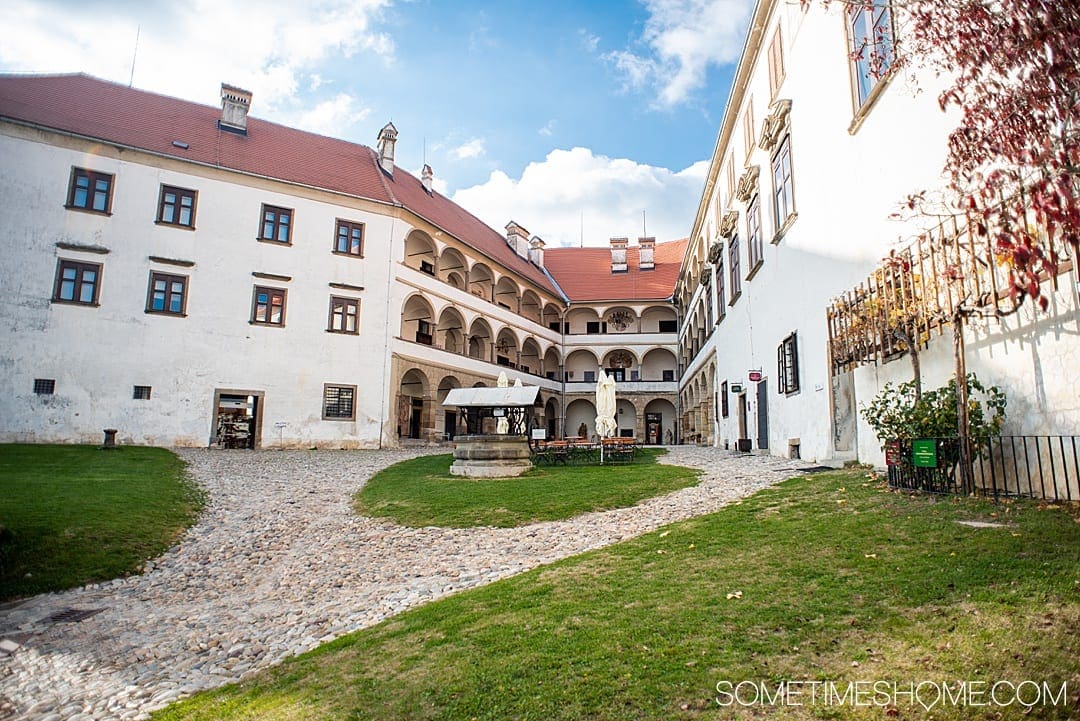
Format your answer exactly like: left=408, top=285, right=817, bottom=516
left=505, top=221, right=530, bottom=258
left=638, top=237, right=655, bottom=271
left=421, top=164, right=434, bottom=194
left=528, top=236, right=546, bottom=268
left=376, top=122, right=398, bottom=176
left=610, top=237, right=628, bottom=273
left=219, top=83, right=252, bottom=134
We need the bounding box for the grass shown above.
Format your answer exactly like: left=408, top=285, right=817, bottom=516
left=0, top=444, right=203, bottom=601
left=354, top=449, right=699, bottom=528
left=157, top=470, right=1080, bottom=720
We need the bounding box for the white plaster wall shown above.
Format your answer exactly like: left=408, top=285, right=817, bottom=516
left=0, top=129, right=398, bottom=447
left=692, top=2, right=961, bottom=462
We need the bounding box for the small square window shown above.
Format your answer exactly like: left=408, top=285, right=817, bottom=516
left=146, top=272, right=188, bottom=316
left=334, top=220, right=365, bottom=257
left=583, top=370, right=596, bottom=383
left=328, top=296, right=360, bottom=334
left=34, top=378, right=56, bottom=395
left=66, top=168, right=113, bottom=214
left=259, top=204, right=293, bottom=244
left=53, top=259, right=102, bottom=306
left=133, top=385, right=152, bottom=400
left=157, top=185, right=197, bottom=228
left=663, top=369, right=675, bottom=382
left=251, top=285, right=287, bottom=326
left=323, top=384, right=356, bottom=420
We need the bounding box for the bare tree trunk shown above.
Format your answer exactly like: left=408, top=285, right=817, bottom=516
left=895, top=327, right=923, bottom=401
left=952, top=310, right=974, bottom=493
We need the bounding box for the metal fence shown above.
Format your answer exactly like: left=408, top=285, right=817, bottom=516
left=886, top=436, right=1079, bottom=502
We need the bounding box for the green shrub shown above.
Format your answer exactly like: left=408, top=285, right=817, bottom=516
left=862, top=373, right=1007, bottom=445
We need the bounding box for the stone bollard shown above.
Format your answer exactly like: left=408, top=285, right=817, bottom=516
left=102, top=428, right=118, bottom=448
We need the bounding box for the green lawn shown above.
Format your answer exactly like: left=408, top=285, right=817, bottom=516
left=354, top=449, right=699, bottom=527
left=0, top=444, right=203, bottom=601
left=158, top=470, right=1080, bottom=720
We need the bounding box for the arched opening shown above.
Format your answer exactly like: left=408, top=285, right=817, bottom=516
left=494, top=276, right=520, bottom=312
left=404, top=230, right=437, bottom=275
left=543, top=347, right=561, bottom=380
left=641, top=305, right=678, bottom=333
left=397, top=369, right=430, bottom=440
left=400, top=294, right=435, bottom=345
left=521, top=290, right=542, bottom=325
left=603, top=306, right=639, bottom=333
left=544, top=396, right=559, bottom=439
left=468, top=318, right=493, bottom=361
left=468, top=262, right=494, bottom=302
left=494, top=327, right=519, bottom=368
left=642, top=347, right=678, bottom=382
left=644, top=398, right=677, bottom=445
left=565, top=349, right=599, bottom=383
left=542, top=303, right=563, bottom=333
left=602, top=348, right=639, bottom=382
left=520, top=337, right=542, bottom=376
left=437, top=375, right=462, bottom=440
left=566, top=306, right=602, bottom=335
left=437, top=306, right=466, bottom=354
left=615, top=398, right=637, bottom=438
left=565, top=398, right=597, bottom=440
left=438, top=247, right=467, bottom=288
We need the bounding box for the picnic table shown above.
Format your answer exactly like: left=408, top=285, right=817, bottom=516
left=530, top=437, right=636, bottom=465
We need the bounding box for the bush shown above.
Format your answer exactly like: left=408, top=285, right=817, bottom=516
left=862, top=373, right=1007, bottom=445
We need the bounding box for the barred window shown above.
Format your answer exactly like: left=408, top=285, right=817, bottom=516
left=323, top=384, right=356, bottom=420
left=777, top=332, right=800, bottom=395
left=34, top=378, right=56, bottom=395
left=133, top=385, right=152, bottom=400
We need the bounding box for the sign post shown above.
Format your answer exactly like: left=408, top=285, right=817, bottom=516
left=912, top=439, right=938, bottom=468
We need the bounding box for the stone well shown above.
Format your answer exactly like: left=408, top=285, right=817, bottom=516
left=450, top=434, right=533, bottom=478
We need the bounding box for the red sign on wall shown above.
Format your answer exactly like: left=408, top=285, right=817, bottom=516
left=748, top=370, right=762, bottom=382
left=884, top=440, right=901, bottom=466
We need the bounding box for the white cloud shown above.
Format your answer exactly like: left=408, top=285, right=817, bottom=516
left=605, top=0, right=753, bottom=107
left=453, top=138, right=486, bottom=160
left=0, top=0, right=393, bottom=113
left=452, top=147, right=707, bottom=247
left=538, top=119, right=557, bottom=137
left=578, top=29, right=600, bottom=53
left=291, top=93, right=370, bottom=136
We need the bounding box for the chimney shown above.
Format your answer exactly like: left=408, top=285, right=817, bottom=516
left=376, top=122, right=398, bottom=176
left=505, top=221, right=530, bottom=259
left=638, top=237, right=655, bottom=271
left=528, top=236, right=546, bottom=268
left=219, top=83, right=252, bottom=134
left=421, top=164, right=434, bottom=194
left=610, top=237, right=628, bottom=273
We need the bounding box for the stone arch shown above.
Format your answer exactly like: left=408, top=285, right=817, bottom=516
left=437, top=306, right=466, bottom=354
left=644, top=398, right=677, bottom=445
left=565, top=348, right=599, bottom=382
left=641, top=305, right=677, bottom=333
left=468, top=317, right=493, bottom=360
left=565, top=398, right=597, bottom=440
left=542, top=302, right=563, bottom=331
left=543, top=346, right=561, bottom=380
left=437, top=375, right=463, bottom=440
left=397, top=368, right=431, bottom=440
left=494, top=326, right=520, bottom=366
left=468, top=262, right=494, bottom=301
left=602, top=305, right=639, bottom=333
left=642, top=347, right=677, bottom=382
left=400, top=293, right=435, bottom=345
left=438, top=247, right=468, bottom=288
left=494, top=276, right=521, bottom=312
left=544, top=396, right=560, bottom=439
left=566, top=306, right=601, bottom=335
left=521, top=289, right=543, bottom=324
left=615, top=398, right=636, bottom=437
left=601, top=348, right=639, bottom=382
left=520, top=337, right=542, bottom=376
left=404, top=230, right=437, bottom=275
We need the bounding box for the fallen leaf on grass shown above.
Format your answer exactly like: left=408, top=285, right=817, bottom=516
left=658, top=530, right=670, bottom=538
left=864, top=553, right=878, bottom=559
left=726, top=590, right=743, bottom=600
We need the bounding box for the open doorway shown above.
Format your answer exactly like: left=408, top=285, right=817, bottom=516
left=212, top=390, right=264, bottom=449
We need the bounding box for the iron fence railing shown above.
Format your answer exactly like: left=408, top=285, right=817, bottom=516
left=886, top=436, right=1078, bottom=502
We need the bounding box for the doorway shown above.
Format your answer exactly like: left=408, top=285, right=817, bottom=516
left=212, top=390, right=263, bottom=449
left=736, top=392, right=751, bottom=452
left=409, top=398, right=423, bottom=439
left=444, top=411, right=457, bottom=441
left=756, top=379, right=769, bottom=449
left=645, top=412, right=662, bottom=445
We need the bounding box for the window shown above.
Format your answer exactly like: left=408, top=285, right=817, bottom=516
left=586, top=321, right=607, bottom=334
left=258, top=205, right=292, bottom=244
left=419, top=260, right=435, bottom=275
left=416, top=319, right=433, bottom=345
left=323, top=384, right=356, bottom=420
left=34, top=378, right=55, bottom=395
left=849, top=2, right=895, bottom=108
left=778, top=332, right=800, bottom=394
left=328, top=296, right=360, bottom=334
left=66, top=168, right=113, bottom=214
left=146, top=272, right=188, bottom=315
left=714, top=259, right=726, bottom=319
left=251, top=286, right=286, bottom=326
left=53, top=259, right=102, bottom=306
left=742, top=100, right=755, bottom=158
left=662, top=369, right=675, bottom=382
left=583, top=370, right=596, bottom=383
left=767, top=27, right=785, bottom=98
left=721, top=380, right=729, bottom=417
left=729, top=235, right=742, bottom=302
left=658, top=319, right=678, bottom=333
left=771, top=136, right=795, bottom=231
left=334, top=220, right=364, bottom=256
left=157, top=185, right=196, bottom=228
left=726, top=155, right=736, bottom=203
left=133, top=385, right=152, bottom=400
left=747, top=194, right=763, bottom=272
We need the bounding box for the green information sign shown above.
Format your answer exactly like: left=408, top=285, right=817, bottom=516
left=912, top=439, right=938, bottom=468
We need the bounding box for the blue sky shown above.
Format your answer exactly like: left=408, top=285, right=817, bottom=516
left=0, top=0, right=755, bottom=246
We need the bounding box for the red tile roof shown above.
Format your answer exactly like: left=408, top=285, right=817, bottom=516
left=0, top=73, right=560, bottom=294
left=544, top=239, right=687, bottom=302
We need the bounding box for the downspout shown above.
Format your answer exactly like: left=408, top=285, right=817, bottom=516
left=377, top=212, right=400, bottom=449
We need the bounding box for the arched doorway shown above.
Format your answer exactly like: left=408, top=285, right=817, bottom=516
left=398, top=369, right=430, bottom=440
left=644, top=398, right=677, bottom=445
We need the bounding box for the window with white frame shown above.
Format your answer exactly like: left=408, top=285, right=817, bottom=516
left=848, top=1, right=895, bottom=108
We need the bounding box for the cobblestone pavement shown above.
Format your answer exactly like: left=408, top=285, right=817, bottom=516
left=0, top=446, right=819, bottom=720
